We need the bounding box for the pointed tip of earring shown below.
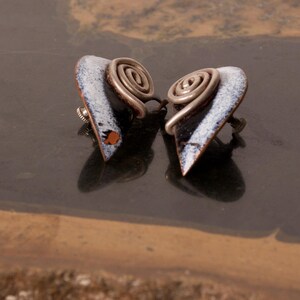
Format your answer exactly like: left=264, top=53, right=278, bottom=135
left=98, top=135, right=123, bottom=162
left=181, top=167, right=189, bottom=177
left=99, top=146, right=120, bottom=162
left=178, top=143, right=201, bottom=176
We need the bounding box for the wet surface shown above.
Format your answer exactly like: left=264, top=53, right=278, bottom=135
left=0, top=0, right=300, bottom=243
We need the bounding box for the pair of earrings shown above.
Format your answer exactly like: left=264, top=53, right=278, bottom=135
left=75, top=55, right=247, bottom=176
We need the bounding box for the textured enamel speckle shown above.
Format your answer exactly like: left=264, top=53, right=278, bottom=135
left=76, top=55, right=131, bottom=161
left=175, top=67, right=247, bottom=175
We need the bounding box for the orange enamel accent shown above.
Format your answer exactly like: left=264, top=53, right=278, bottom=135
left=104, top=131, right=120, bottom=145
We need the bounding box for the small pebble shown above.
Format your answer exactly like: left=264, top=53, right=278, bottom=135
left=19, top=291, right=32, bottom=299
left=76, top=274, right=91, bottom=286
left=6, top=296, right=17, bottom=300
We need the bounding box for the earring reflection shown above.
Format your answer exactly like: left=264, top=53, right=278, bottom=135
left=162, top=128, right=246, bottom=202
left=78, top=110, right=166, bottom=192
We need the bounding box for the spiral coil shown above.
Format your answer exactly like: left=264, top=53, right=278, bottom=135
left=106, top=58, right=155, bottom=118
left=165, top=68, right=220, bottom=135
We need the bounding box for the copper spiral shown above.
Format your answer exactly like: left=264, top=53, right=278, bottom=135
left=106, top=58, right=155, bottom=118
left=165, top=68, right=220, bottom=135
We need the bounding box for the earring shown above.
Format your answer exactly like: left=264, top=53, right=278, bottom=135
left=75, top=56, right=157, bottom=161
left=164, top=66, right=248, bottom=176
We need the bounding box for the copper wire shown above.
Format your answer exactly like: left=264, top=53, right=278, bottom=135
left=106, top=58, right=155, bottom=118
left=165, top=68, right=220, bottom=135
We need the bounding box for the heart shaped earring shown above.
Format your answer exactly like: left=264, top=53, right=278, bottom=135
left=75, top=56, right=159, bottom=161
left=164, top=66, right=248, bottom=176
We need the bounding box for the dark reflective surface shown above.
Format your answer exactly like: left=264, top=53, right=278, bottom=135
left=0, top=0, right=300, bottom=242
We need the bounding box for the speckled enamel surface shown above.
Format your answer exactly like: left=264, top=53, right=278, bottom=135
left=76, top=55, right=131, bottom=161
left=175, top=67, right=247, bottom=175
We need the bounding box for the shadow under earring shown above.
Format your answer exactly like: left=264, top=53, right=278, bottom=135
left=165, top=66, right=248, bottom=176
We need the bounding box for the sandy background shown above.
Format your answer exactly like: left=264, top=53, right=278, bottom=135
left=68, top=0, right=300, bottom=41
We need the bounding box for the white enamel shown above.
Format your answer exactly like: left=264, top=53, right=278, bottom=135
left=178, top=67, right=247, bottom=175
left=76, top=55, right=122, bottom=161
